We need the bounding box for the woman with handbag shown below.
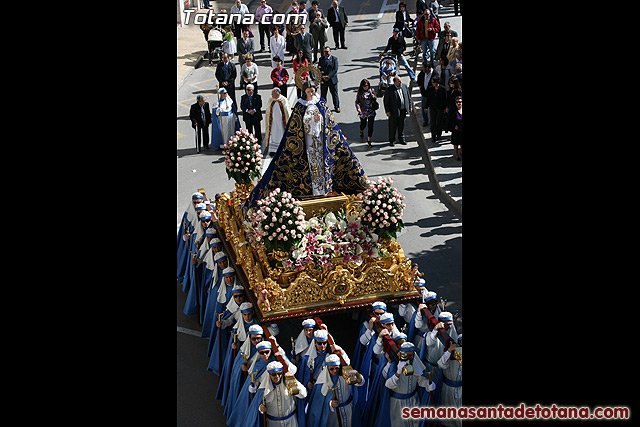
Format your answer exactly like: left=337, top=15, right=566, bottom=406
left=355, top=79, right=378, bottom=148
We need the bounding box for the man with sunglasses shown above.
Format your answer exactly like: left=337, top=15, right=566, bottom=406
left=241, top=361, right=307, bottom=427
left=306, top=354, right=363, bottom=427
left=228, top=339, right=297, bottom=426
left=373, top=312, right=402, bottom=357
left=296, top=329, right=350, bottom=401
left=290, top=318, right=316, bottom=366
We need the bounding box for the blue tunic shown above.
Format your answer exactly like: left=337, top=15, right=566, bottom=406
left=177, top=211, right=195, bottom=283
left=206, top=278, right=235, bottom=368
left=306, top=374, right=361, bottom=427
left=295, top=352, right=328, bottom=407
left=211, top=103, right=240, bottom=150
left=219, top=342, right=258, bottom=417
left=200, top=264, right=223, bottom=339
left=182, top=231, right=211, bottom=321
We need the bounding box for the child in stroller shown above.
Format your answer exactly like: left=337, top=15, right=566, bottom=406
left=378, top=55, right=397, bottom=96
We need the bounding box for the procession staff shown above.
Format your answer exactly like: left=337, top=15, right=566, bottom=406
left=306, top=354, right=364, bottom=427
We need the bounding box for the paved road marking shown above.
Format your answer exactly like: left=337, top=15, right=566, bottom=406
left=378, top=0, right=399, bottom=19
left=177, top=326, right=203, bottom=337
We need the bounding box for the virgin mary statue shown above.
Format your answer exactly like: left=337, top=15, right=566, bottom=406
left=244, top=80, right=368, bottom=208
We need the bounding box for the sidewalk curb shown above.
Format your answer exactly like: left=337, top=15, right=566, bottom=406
left=409, top=55, right=462, bottom=219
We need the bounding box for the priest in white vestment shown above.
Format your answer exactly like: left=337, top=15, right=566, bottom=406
left=262, top=87, right=292, bottom=172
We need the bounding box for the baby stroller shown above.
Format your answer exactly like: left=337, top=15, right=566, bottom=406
left=207, top=28, right=224, bottom=65
left=377, top=55, right=398, bottom=96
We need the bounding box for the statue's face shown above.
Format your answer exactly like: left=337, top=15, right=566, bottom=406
left=304, top=86, right=316, bottom=100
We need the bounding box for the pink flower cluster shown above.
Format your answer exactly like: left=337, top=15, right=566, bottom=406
left=358, top=177, right=406, bottom=240
left=245, top=188, right=305, bottom=253
left=223, top=128, right=263, bottom=183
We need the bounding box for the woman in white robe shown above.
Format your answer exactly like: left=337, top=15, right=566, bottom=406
left=270, top=26, right=286, bottom=68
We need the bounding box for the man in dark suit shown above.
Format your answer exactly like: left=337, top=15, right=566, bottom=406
left=189, top=95, right=213, bottom=152
left=417, top=61, right=438, bottom=126
left=237, top=29, right=255, bottom=58
left=293, top=24, right=314, bottom=64
left=215, top=53, right=238, bottom=105
left=383, top=76, right=413, bottom=147
left=326, top=0, right=348, bottom=49
left=318, top=46, right=340, bottom=112
left=425, top=75, right=448, bottom=142
left=239, top=84, right=263, bottom=145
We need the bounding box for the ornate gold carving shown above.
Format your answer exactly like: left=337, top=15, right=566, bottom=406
left=217, top=188, right=415, bottom=318
left=294, top=64, right=323, bottom=90
left=452, top=349, right=463, bottom=365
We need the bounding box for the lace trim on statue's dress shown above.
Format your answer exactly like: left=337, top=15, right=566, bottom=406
left=297, top=94, right=320, bottom=106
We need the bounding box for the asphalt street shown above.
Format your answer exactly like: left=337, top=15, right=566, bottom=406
left=177, top=1, right=462, bottom=425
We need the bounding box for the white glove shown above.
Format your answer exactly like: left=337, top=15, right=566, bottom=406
left=248, top=384, right=257, bottom=394
left=396, top=361, right=407, bottom=375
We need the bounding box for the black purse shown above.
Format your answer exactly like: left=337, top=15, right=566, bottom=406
left=370, top=89, right=379, bottom=110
